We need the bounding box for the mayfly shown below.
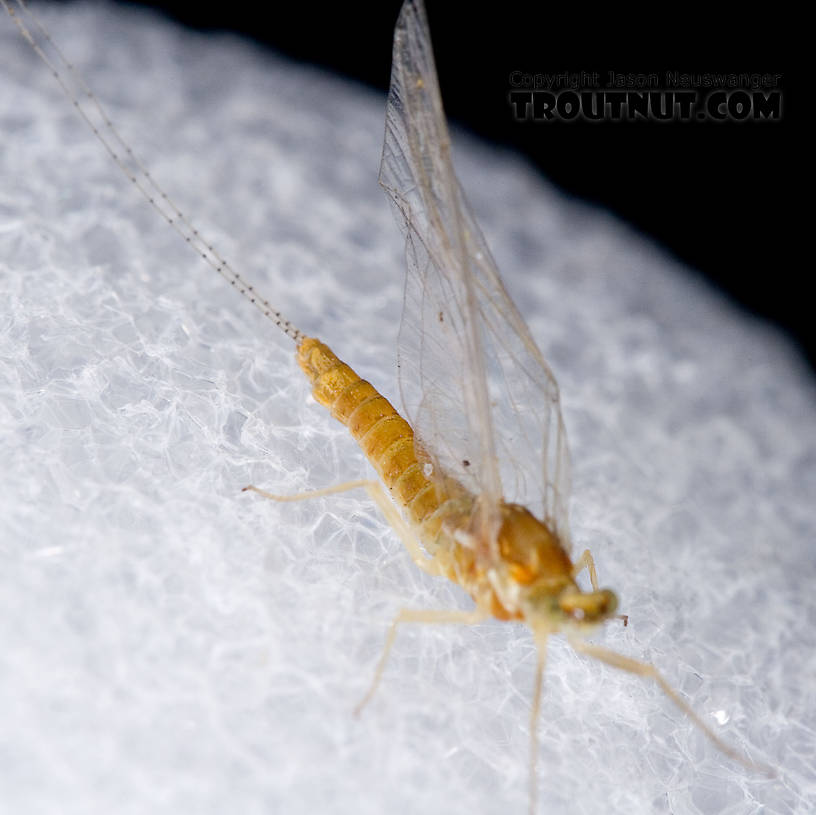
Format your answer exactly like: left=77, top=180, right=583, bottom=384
left=3, top=0, right=770, bottom=808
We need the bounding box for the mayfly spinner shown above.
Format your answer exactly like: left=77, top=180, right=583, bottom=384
left=3, top=0, right=771, bottom=808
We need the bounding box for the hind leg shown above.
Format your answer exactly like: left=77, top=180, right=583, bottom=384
left=242, top=479, right=373, bottom=503
left=244, top=480, right=444, bottom=577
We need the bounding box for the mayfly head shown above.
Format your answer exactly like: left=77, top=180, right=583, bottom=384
left=522, top=582, right=619, bottom=634
left=493, top=504, right=619, bottom=631
left=555, top=586, right=618, bottom=627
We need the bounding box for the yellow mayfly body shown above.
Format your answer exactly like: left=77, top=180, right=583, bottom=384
left=3, top=0, right=770, bottom=809
left=240, top=1, right=770, bottom=803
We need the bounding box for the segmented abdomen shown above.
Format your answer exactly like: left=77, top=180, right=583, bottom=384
left=296, top=337, right=571, bottom=622
left=297, top=337, right=442, bottom=527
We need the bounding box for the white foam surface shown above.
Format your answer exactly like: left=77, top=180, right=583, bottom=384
left=0, top=4, right=813, bottom=814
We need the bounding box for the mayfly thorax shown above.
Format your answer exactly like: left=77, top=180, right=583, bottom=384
left=3, top=0, right=772, bottom=810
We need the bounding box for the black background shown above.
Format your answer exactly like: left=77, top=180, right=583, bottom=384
left=68, top=2, right=801, bottom=368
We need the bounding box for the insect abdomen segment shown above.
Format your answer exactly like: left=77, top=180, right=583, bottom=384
left=297, top=337, right=439, bottom=525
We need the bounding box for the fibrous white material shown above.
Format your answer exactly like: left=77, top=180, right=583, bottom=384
left=0, top=4, right=813, bottom=814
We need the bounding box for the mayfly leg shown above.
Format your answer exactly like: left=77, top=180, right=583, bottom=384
left=244, top=480, right=480, bottom=714
left=244, top=480, right=447, bottom=575
left=571, top=549, right=600, bottom=590
left=242, top=480, right=377, bottom=503
left=246, top=472, right=488, bottom=714
left=1, top=0, right=303, bottom=343
left=528, top=640, right=548, bottom=815
left=352, top=607, right=489, bottom=717
left=569, top=639, right=776, bottom=777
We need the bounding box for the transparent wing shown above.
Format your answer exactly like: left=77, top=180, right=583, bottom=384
left=380, top=0, right=572, bottom=547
